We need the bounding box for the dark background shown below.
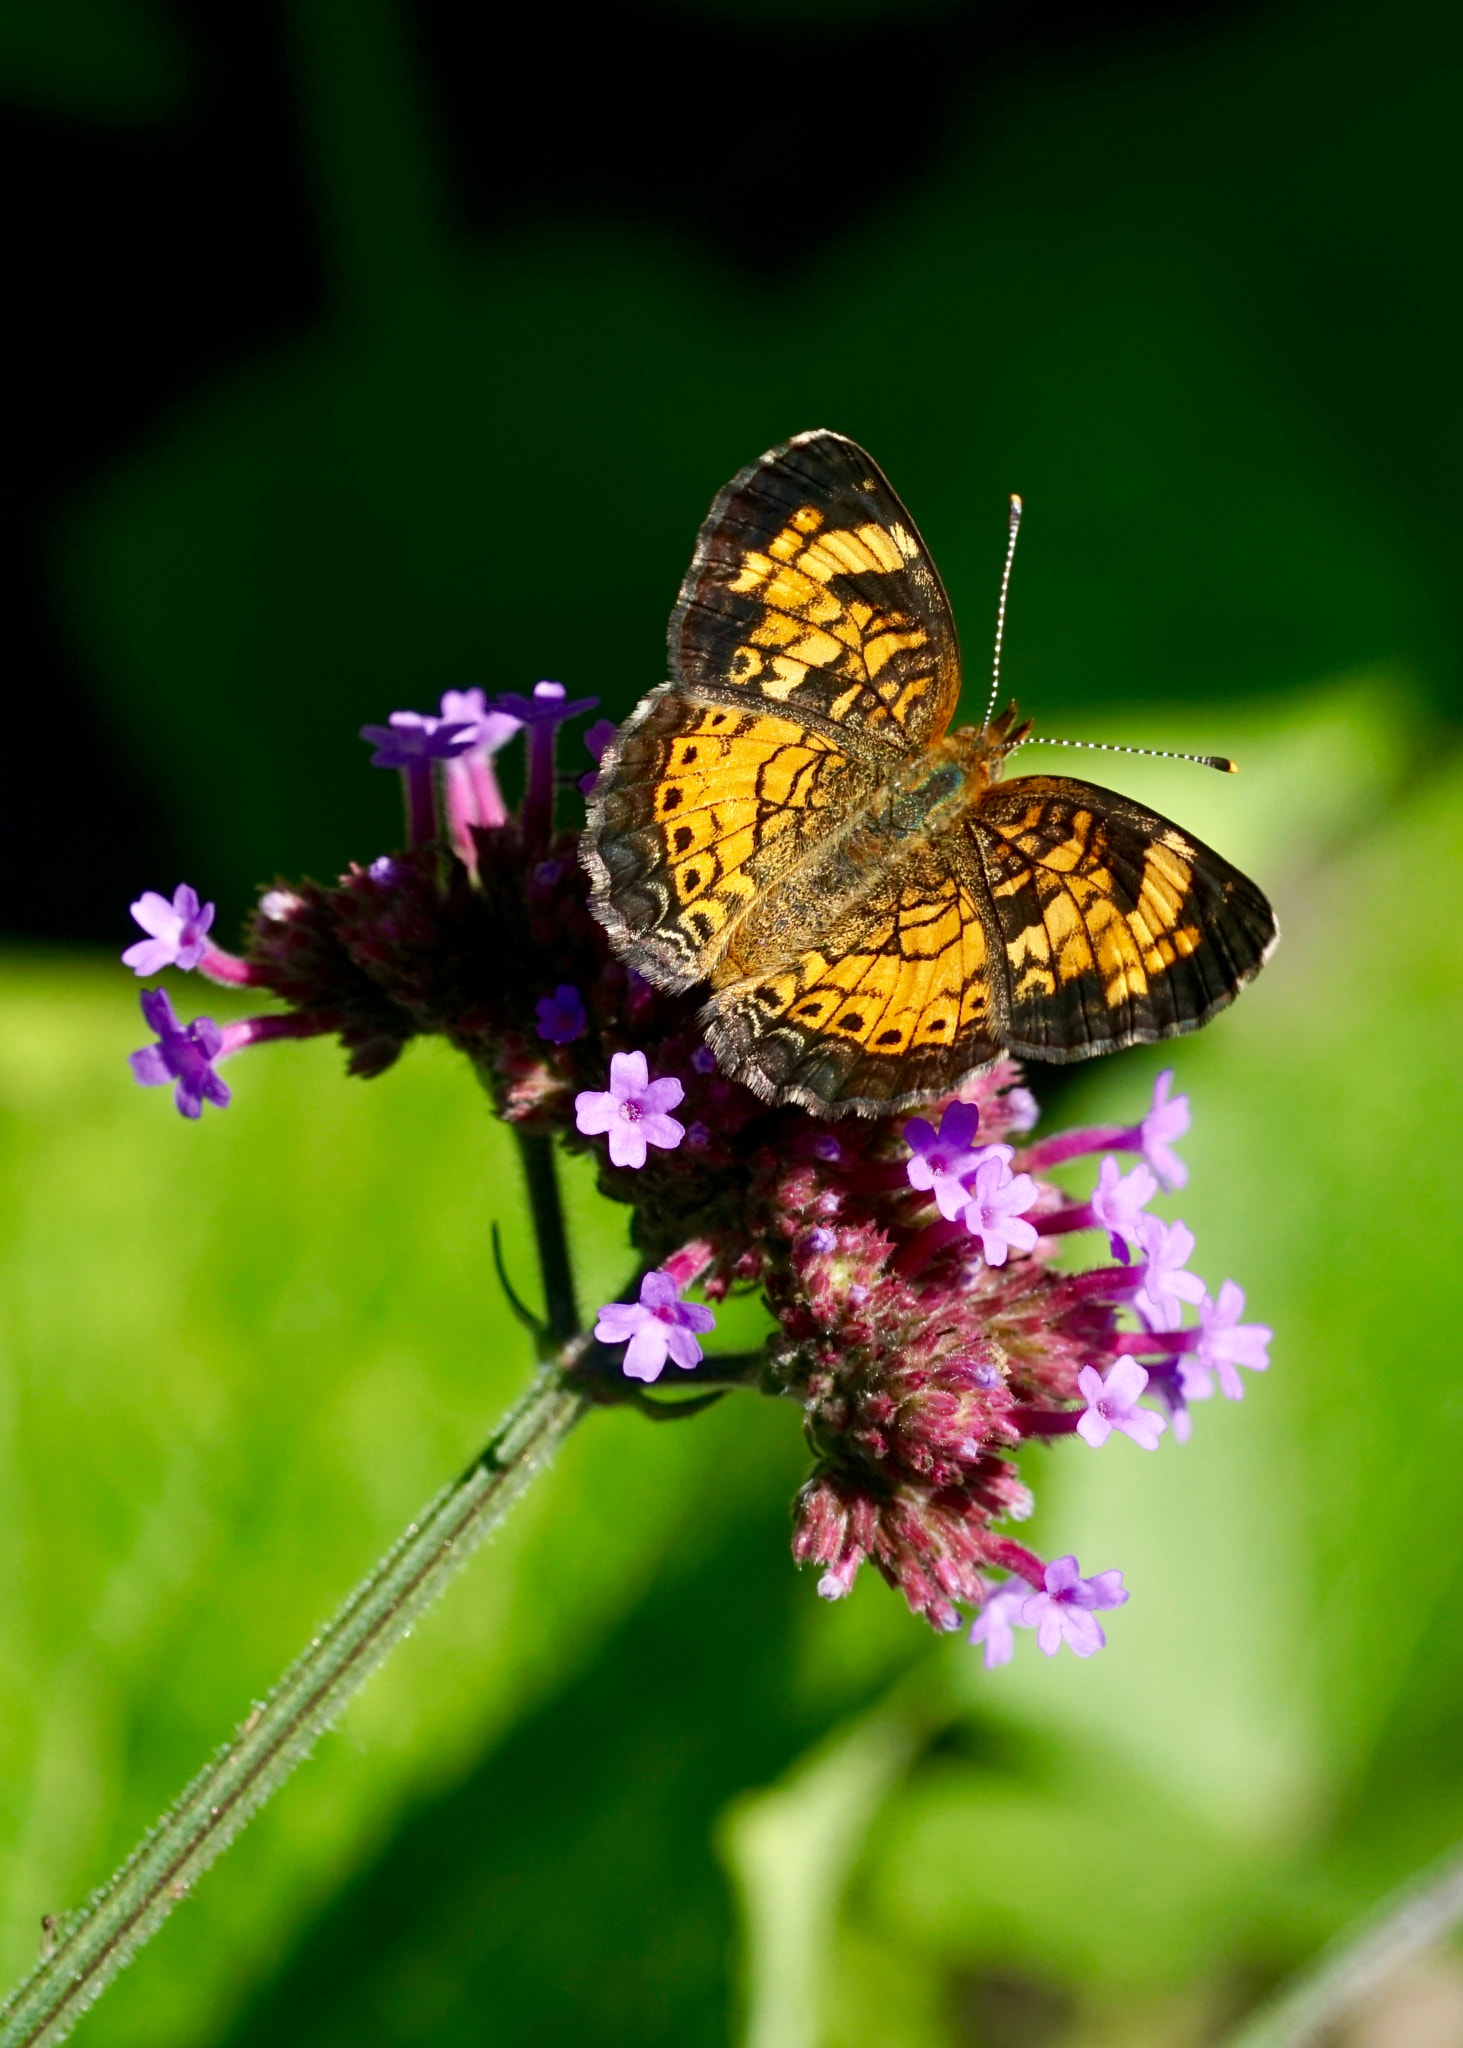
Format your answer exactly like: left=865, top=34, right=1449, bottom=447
left=4, top=0, right=1457, bottom=946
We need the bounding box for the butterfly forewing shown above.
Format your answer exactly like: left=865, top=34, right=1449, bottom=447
left=669, top=430, right=963, bottom=754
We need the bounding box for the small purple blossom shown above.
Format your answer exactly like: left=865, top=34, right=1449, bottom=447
left=439, top=687, right=522, bottom=756
left=122, top=884, right=216, bottom=976
left=493, top=679, right=600, bottom=728
left=593, top=1269, right=716, bottom=1382
left=691, top=1045, right=718, bottom=1074
left=904, top=1101, right=985, bottom=1221
left=1076, top=1358, right=1167, bottom=1450
left=1133, top=1215, right=1206, bottom=1329
left=969, top=1579, right=1033, bottom=1668
left=1138, top=1070, right=1191, bottom=1189
left=1088, top=1155, right=1158, bottom=1261
left=359, top=710, right=478, bottom=767
left=1002, top=1086, right=1040, bottom=1134
left=1183, top=1281, right=1272, bottom=1401
left=535, top=984, right=586, bottom=1045
left=128, top=989, right=232, bottom=1120
left=1020, top=1555, right=1128, bottom=1658
left=575, top=1050, right=685, bottom=1169
left=583, top=718, right=618, bottom=762
left=806, top=1226, right=837, bottom=1255
left=686, top=1120, right=710, bottom=1149
left=960, top=1146, right=1039, bottom=1265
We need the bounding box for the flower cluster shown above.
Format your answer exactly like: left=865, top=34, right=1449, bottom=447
left=120, top=679, right=1271, bottom=1666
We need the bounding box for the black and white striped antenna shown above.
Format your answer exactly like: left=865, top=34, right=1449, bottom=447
left=1008, top=735, right=1237, bottom=775
left=980, top=493, right=1023, bottom=734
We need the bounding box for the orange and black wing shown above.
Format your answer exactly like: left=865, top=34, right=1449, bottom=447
left=670, top=429, right=962, bottom=756
left=965, top=774, right=1278, bottom=1061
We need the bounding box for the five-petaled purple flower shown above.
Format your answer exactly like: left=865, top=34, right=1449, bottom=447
left=960, top=1146, right=1039, bottom=1265
left=1076, top=1358, right=1166, bottom=1450
left=122, top=884, right=216, bottom=976
left=1139, top=1070, right=1191, bottom=1189
left=575, top=1050, right=685, bottom=1168
left=128, top=989, right=232, bottom=1120
left=535, top=984, right=586, bottom=1045
left=1133, top=1214, right=1205, bottom=1329
left=493, top=679, right=600, bottom=728
left=1088, top=1155, right=1158, bottom=1261
left=1184, top=1280, right=1272, bottom=1401
left=1021, top=1556, right=1128, bottom=1658
left=904, top=1101, right=985, bottom=1220
left=593, top=1269, right=717, bottom=1382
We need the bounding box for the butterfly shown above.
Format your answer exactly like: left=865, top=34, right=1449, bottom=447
left=581, top=430, right=1278, bottom=1117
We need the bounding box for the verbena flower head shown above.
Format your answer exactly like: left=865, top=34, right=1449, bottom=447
left=593, top=1270, right=716, bottom=1382
left=121, top=682, right=1270, bottom=1669
left=128, top=989, right=231, bottom=1119
left=358, top=710, right=478, bottom=767
left=122, top=884, right=216, bottom=976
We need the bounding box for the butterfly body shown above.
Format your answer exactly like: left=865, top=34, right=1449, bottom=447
left=582, top=432, right=1277, bottom=1117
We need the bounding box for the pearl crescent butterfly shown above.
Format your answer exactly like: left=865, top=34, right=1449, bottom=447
left=582, top=430, right=1278, bottom=1117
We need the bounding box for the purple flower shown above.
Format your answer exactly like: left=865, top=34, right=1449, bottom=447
left=493, top=679, right=600, bottom=728
left=575, top=1050, right=685, bottom=1168
left=536, top=984, right=586, bottom=1045
left=358, top=710, right=478, bottom=767
left=1002, top=1086, right=1040, bottom=1134
left=580, top=718, right=619, bottom=795
left=1184, top=1281, right=1272, bottom=1401
left=1020, top=1555, right=1128, bottom=1658
left=806, top=1226, right=837, bottom=1255
left=439, top=687, right=522, bottom=756
left=1076, top=1358, right=1167, bottom=1450
left=1139, top=1070, right=1191, bottom=1190
left=122, top=884, right=216, bottom=976
left=969, top=1579, right=1034, bottom=1668
left=1133, top=1214, right=1205, bottom=1330
left=904, top=1101, right=985, bottom=1221
left=960, top=1146, right=1039, bottom=1265
left=1088, top=1156, right=1158, bottom=1261
left=593, top=1269, right=717, bottom=1383
left=128, top=988, right=232, bottom=1119
left=691, top=1045, right=718, bottom=1074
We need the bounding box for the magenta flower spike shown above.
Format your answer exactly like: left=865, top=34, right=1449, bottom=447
left=128, top=988, right=232, bottom=1119
left=574, top=1050, right=685, bottom=1168
left=535, top=984, right=587, bottom=1045
left=438, top=687, right=523, bottom=852
left=1020, top=1556, right=1129, bottom=1658
left=1088, top=1155, right=1159, bottom=1261
left=122, top=884, right=216, bottom=976
left=593, top=1270, right=717, bottom=1383
left=1133, top=1214, right=1206, bottom=1329
left=1076, top=1358, right=1167, bottom=1450
left=969, top=1579, right=1035, bottom=1669
left=904, top=1100, right=985, bottom=1220
left=960, top=1146, right=1039, bottom=1265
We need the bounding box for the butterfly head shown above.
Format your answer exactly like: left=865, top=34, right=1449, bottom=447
left=952, top=703, right=1032, bottom=785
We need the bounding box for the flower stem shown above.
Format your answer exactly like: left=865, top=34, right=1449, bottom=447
left=1221, top=1834, right=1463, bottom=2048
left=515, top=1131, right=578, bottom=1347
left=0, top=1364, right=589, bottom=2048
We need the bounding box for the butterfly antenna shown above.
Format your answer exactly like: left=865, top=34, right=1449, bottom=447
left=1008, top=734, right=1238, bottom=774
left=980, top=493, right=1023, bottom=734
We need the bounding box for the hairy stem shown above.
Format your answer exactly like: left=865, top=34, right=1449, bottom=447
left=0, top=1365, right=589, bottom=2048
left=1222, top=1836, right=1463, bottom=2048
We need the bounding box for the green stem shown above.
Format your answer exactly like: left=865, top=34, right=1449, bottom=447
left=1222, top=1835, right=1463, bottom=2048
left=0, top=1365, right=589, bottom=2048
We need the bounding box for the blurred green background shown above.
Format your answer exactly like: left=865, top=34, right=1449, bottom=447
left=4, top=1, right=1463, bottom=2043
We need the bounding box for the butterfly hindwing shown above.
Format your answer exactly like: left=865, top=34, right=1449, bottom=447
left=966, top=774, right=1278, bottom=1061
left=670, top=430, right=962, bottom=755
left=699, top=843, right=1003, bottom=1115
